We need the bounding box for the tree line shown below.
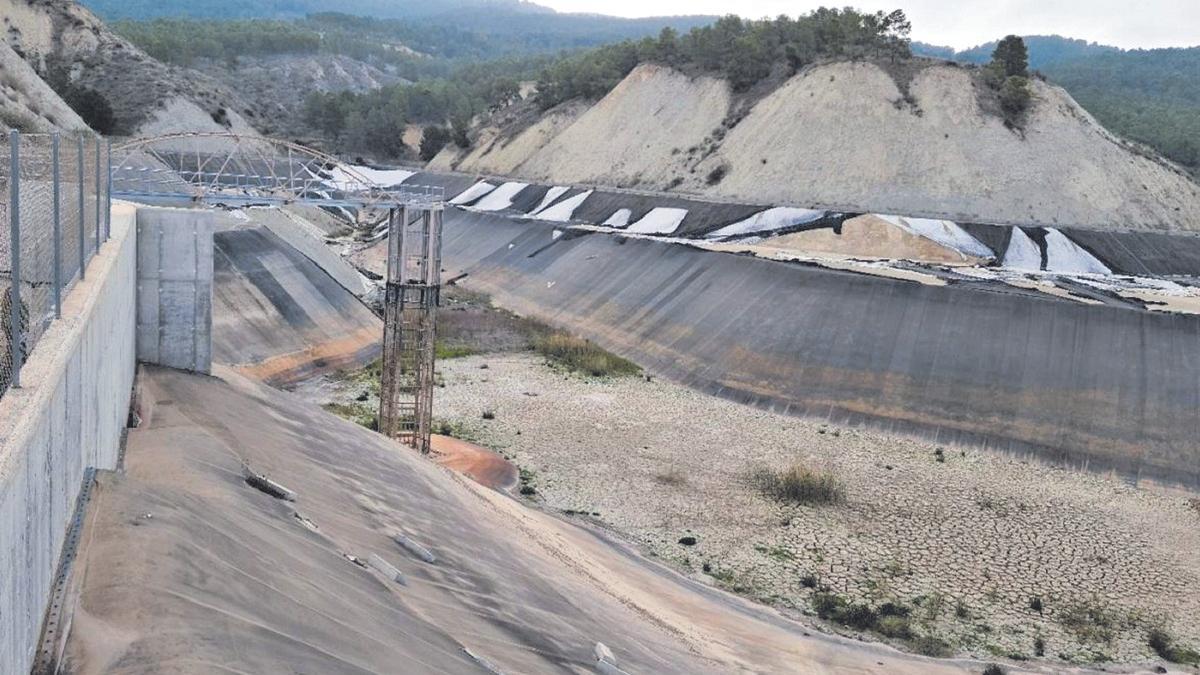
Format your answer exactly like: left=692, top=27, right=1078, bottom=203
left=301, top=59, right=542, bottom=159
left=535, top=8, right=913, bottom=109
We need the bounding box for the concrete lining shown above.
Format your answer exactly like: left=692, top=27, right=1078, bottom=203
left=441, top=209, right=1200, bottom=490
left=0, top=203, right=137, bottom=675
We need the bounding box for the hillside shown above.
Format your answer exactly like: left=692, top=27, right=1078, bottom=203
left=80, top=0, right=554, bottom=20
left=1042, top=48, right=1200, bottom=172
left=193, top=54, right=403, bottom=137
left=1, top=0, right=262, bottom=137
left=914, top=37, right=1200, bottom=175
left=84, top=1, right=715, bottom=56
left=0, top=40, right=88, bottom=131
left=436, top=60, right=1200, bottom=232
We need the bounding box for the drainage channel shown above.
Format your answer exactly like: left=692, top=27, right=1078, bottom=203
left=31, top=468, right=97, bottom=675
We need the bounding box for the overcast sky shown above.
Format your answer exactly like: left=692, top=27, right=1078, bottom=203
left=536, top=0, right=1200, bottom=50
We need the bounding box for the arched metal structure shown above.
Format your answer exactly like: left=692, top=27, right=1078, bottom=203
left=111, top=132, right=442, bottom=211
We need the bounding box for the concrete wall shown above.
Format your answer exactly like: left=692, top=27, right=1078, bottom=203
left=0, top=203, right=138, bottom=674
left=136, top=208, right=214, bottom=374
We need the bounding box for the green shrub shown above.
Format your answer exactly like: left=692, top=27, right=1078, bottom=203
left=322, top=402, right=378, bottom=430
left=534, top=333, right=640, bottom=377
left=1148, top=627, right=1200, bottom=665
left=912, top=634, right=953, bottom=657
left=750, top=465, right=846, bottom=506
left=999, top=76, right=1033, bottom=119
left=435, top=341, right=476, bottom=359
left=878, top=615, right=913, bottom=639
left=1058, top=597, right=1115, bottom=644
left=419, top=125, right=451, bottom=161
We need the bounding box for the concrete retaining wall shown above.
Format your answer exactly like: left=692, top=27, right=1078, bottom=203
left=136, top=208, right=214, bottom=374
left=0, top=203, right=138, bottom=674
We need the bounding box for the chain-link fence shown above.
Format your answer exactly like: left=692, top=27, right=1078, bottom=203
left=1, top=130, right=111, bottom=398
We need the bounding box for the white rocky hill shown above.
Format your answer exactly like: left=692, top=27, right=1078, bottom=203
left=435, top=61, right=1200, bottom=232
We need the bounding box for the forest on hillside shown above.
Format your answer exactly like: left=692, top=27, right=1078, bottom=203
left=298, top=8, right=914, bottom=159
left=84, top=0, right=552, bottom=20
left=108, top=9, right=1200, bottom=173
left=1042, top=49, right=1200, bottom=171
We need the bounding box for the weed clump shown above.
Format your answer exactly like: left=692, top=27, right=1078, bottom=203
left=534, top=333, right=640, bottom=377
left=1058, top=597, right=1115, bottom=644
left=750, top=465, right=846, bottom=506
left=1148, top=627, right=1200, bottom=665
left=435, top=341, right=477, bottom=359
left=322, top=402, right=378, bottom=430
left=912, top=634, right=952, bottom=657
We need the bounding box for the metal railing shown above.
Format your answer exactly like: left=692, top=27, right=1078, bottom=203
left=1, top=130, right=111, bottom=397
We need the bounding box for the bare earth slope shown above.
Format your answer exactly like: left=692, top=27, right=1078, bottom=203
left=444, top=61, right=1200, bottom=232
left=196, top=54, right=402, bottom=136
left=0, top=40, right=86, bottom=131
left=1, top=0, right=261, bottom=136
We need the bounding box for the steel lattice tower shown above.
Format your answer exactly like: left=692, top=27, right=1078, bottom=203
left=379, top=204, right=443, bottom=453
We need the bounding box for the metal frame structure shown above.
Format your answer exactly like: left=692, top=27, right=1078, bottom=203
left=378, top=205, right=443, bottom=454
left=110, top=132, right=442, bottom=211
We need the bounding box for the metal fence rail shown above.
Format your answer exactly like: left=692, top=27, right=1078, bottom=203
left=1, top=130, right=111, bottom=397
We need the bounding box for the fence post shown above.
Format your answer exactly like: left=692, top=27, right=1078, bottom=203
left=94, top=135, right=101, bottom=252
left=77, top=134, right=85, bottom=279
left=105, top=140, right=112, bottom=240
left=52, top=133, right=62, bottom=319
left=8, top=130, right=23, bottom=388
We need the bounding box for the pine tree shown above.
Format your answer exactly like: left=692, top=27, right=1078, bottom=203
left=992, top=35, right=1029, bottom=78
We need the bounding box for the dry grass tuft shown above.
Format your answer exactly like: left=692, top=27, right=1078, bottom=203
left=750, top=464, right=846, bottom=506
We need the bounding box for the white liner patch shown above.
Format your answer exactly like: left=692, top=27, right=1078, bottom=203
left=1044, top=228, right=1111, bottom=275
left=878, top=215, right=994, bottom=259
left=705, top=207, right=827, bottom=239
left=450, top=181, right=498, bottom=205
left=531, top=190, right=593, bottom=222
left=470, top=182, right=528, bottom=211
left=1002, top=227, right=1042, bottom=271
left=626, top=208, right=688, bottom=235
left=527, top=186, right=570, bottom=216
